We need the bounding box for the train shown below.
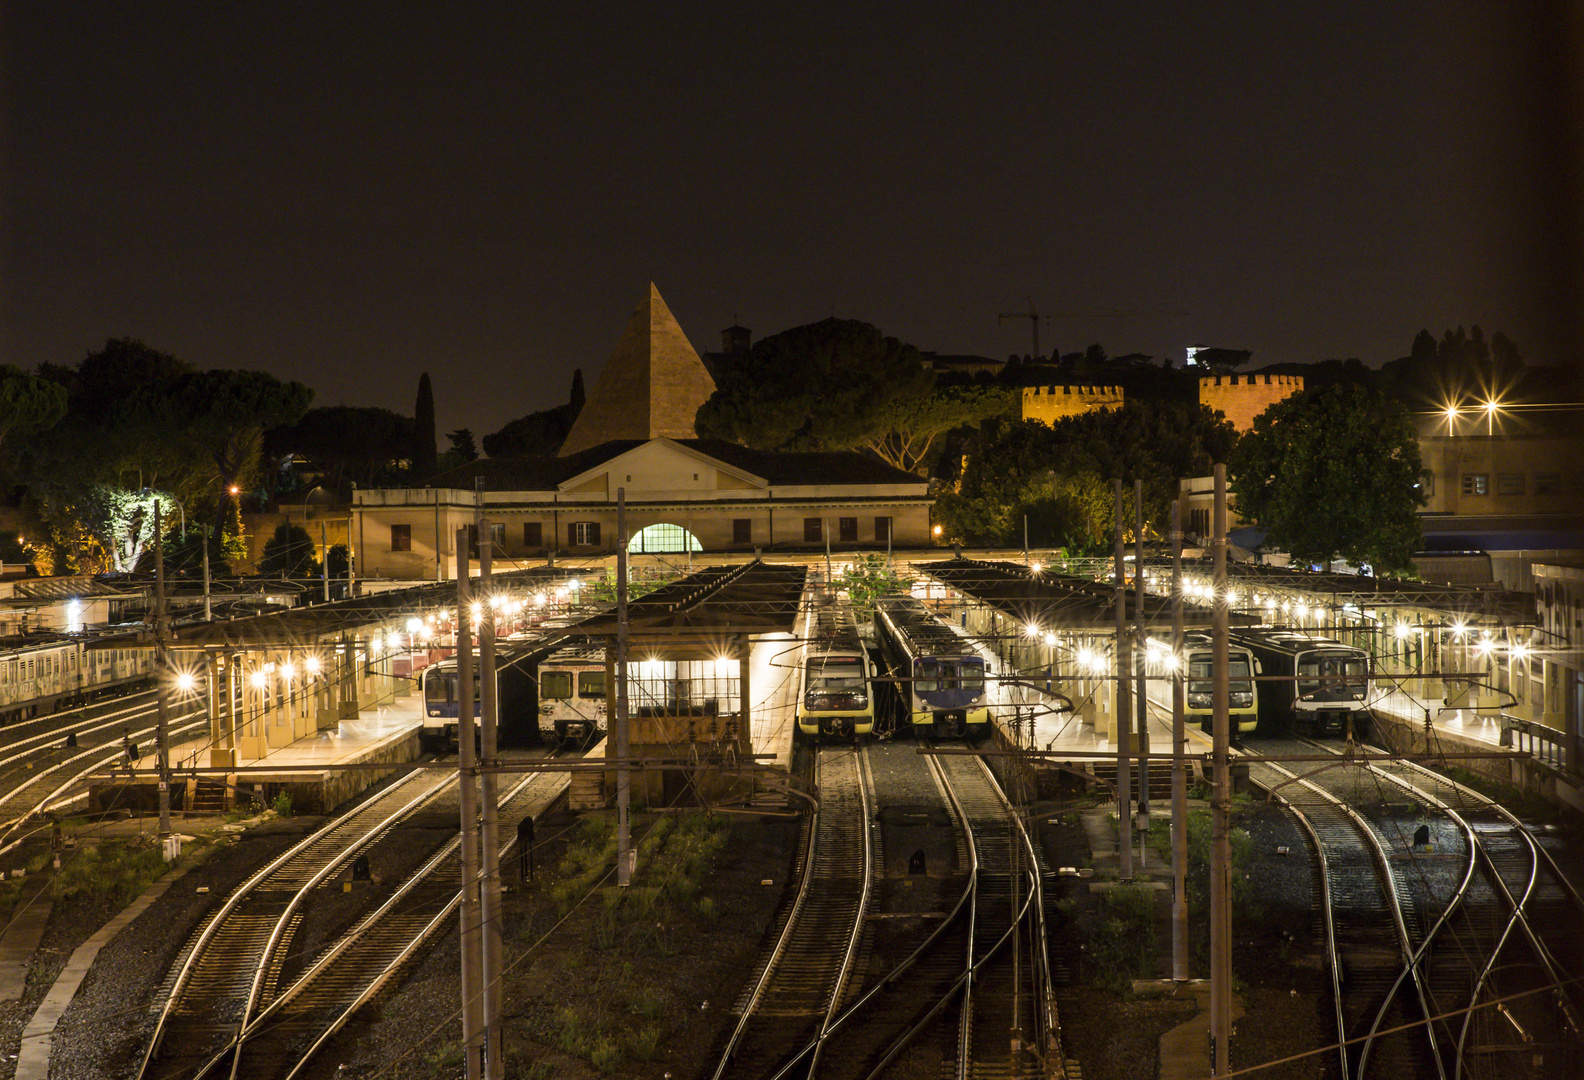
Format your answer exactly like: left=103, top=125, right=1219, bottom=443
left=1231, top=628, right=1372, bottom=738
left=536, top=642, right=607, bottom=747
left=1143, top=633, right=1260, bottom=736
left=419, top=645, right=539, bottom=750
left=796, top=596, right=875, bottom=741
left=0, top=633, right=156, bottom=726
left=873, top=596, right=990, bottom=739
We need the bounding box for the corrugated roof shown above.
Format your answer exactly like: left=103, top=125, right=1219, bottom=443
left=570, top=560, right=807, bottom=636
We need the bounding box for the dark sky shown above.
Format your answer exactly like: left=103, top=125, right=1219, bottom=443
left=4, top=4, right=1579, bottom=440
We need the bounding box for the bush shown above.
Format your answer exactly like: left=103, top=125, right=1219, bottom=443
left=273, top=791, right=293, bottom=818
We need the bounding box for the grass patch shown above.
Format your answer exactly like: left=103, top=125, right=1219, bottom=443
left=50, top=838, right=185, bottom=909
left=537, top=809, right=736, bottom=1068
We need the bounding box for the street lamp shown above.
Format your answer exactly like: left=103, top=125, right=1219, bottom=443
left=1482, top=398, right=1499, bottom=436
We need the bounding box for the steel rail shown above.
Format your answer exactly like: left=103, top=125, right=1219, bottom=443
left=1246, top=756, right=1357, bottom=1080
left=134, top=767, right=446, bottom=1080
left=212, top=766, right=567, bottom=1080
left=709, top=753, right=825, bottom=1080
left=0, top=709, right=207, bottom=850
left=1290, top=739, right=1466, bottom=1080
left=1310, top=740, right=1584, bottom=1070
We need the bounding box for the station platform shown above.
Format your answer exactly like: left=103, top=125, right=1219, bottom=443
left=91, top=688, right=425, bottom=816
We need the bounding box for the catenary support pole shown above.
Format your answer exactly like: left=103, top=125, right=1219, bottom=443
left=1171, top=496, right=1189, bottom=981
left=1113, top=479, right=1132, bottom=880
left=154, top=501, right=171, bottom=841
left=321, top=521, right=329, bottom=602
left=616, top=490, right=633, bottom=887
left=1211, top=465, right=1232, bottom=1074
left=476, top=492, right=503, bottom=1080
left=1134, top=478, right=1149, bottom=866
left=201, top=523, right=212, bottom=621
left=455, top=534, right=484, bottom=1080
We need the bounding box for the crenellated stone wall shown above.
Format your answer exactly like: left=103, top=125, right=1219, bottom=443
left=1199, top=373, right=1304, bottom=432
left=1022, top=385, right=1125, bottom=427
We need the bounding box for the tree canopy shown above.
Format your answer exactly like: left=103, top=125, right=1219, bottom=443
left=411, top=372, right=438, bottom=480
left=258, top=522, right=320, bottom=577
left=935, top=401, right=1237, bottom=550
left=0, top=366, right=67, bottom=452
left=695, top=319, right=935, bottom=453
left=1229, top=383, right=1424, bottom=573
left=267, top=405, right=414, bottom=495
left=482, top=370, right=584, bottom=458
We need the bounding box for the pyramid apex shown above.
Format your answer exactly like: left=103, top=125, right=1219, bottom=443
left=558, top=283, right=718, bottom=456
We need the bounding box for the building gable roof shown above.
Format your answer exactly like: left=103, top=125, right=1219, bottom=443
left=427, top=438, right=924, bottom=495
left=558, top=283, right=717, bottom=456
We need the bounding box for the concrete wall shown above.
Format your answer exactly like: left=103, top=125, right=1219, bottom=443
left=1198, top=373, right=1303, bottom=432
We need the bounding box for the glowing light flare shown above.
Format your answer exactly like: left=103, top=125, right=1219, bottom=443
left=1451, top=621, right=1468, bottom=639
left=305, top=656, right=321, bottom=673
left=533, top=593, right=547, bottom=607
left=175, top=671, right=198, bottom=692
left=1030, top=561, right=1042, bottom=574
left=250, top=670, right=268, bottom=688
left=1510, top=643, right=1530, bottom=661
left=406, top=617, right=422, bottom=634
left=1393, top=623, right=1410, bottom=640
left=932, top=524, right=943, bottom=536
left=1042, top=632, right=1056, bottom=647
left=1024, top=623, right=1040, bottom=639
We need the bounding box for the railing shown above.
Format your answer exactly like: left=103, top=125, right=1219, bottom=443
left=1500, top=714, right=1570, bottom=773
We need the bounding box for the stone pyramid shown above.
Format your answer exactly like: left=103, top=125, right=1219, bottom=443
left=558, top=283, right=718, bottom=456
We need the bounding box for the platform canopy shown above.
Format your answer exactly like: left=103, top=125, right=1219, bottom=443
left=916, top=557, right=1257, bottom=633
left=93, top=566, right=582, bottom=650
left=1182, top=559, right=1535, bottom=624
left=569, top=560, right=806, bottom=642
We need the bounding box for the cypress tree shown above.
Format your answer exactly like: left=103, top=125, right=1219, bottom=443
left=569, top=368, right=585, bottom=416
left=412, top=372, right=438, bottom=480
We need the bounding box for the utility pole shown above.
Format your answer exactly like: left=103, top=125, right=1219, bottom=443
left=321, top=521, right=330, bottom=603
left=1170, top=497, right=1189, bottom=981
left=1210, top=465, right=1232, bottom=1073
left=454, top=535, right=484, bottom=1080
left=1112, top=479, right=1132, bottom=880
left=1134, top=479, right=1149, bottom=865
left=616, top=490, right=633, bottom=887
left=475, top=486, right=503, bottom=1080
left=153, top=501, right=171, bottom=842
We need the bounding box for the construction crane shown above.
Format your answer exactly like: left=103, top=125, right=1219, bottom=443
left=997, top=298, right=1191, bottom=359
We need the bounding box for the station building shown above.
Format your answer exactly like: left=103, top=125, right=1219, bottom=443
left=353, top=283, right=932, bottom=580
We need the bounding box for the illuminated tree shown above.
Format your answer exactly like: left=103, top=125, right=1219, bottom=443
left=1229, top=383, right=1424, bottom=573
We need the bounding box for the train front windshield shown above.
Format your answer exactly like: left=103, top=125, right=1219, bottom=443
left=805, top=657, right=866, bottom=708
left=541, top=671, right=572, bottom=700
left=1188, top=656, right=1254, bottom=708
left=912, top=658, right=985, bottom=698
left=1298, top=655, right=1368, bottom=698
left=425, top=669, right=481, bottom=710
left=578, top=671, right=605, bottom=698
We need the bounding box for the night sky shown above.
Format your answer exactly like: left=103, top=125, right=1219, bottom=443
left=4, top=5, right=1579, bottom=441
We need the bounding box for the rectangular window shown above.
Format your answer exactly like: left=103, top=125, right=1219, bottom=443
left=578, top=670, right=606, bottom=698
left=540, top=671, right=572, bottom=699
left=1420, top=472, right=1435, bottom=498
left=1496, top=473, right=1525, bottom=496
left=569, top=521, right=601, bottom=546
left=1462, top=474, right=1489, bottom=496
left=1535, top=473, right=1560, bottom=495
left=803, top=518, right=822, bottom=543
left=523, top=522, right=542, bottom=548
left=390, top=524, right=412, bottom=552
left=838, top=517, right=858, bottom=542
left=733, top=518, right=752, bottom=544
left=488, top=522, right=504, bottom=550
left=875, top=516, right=892, bottom=542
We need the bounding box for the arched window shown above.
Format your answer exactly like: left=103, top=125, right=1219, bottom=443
left=628, top=523, right=702, bottom=554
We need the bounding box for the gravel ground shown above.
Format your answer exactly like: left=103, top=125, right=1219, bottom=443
left=3, top=762, right=1578, bottom=1080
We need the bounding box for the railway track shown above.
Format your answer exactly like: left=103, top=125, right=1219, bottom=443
left=209, top=757, right=574, bottom=1080
left=1254, top=737, right=1584, bottom=1079
left=135, top=767, right=459, bottom=1080
left=711, top=744, right=878, bottom=1079
left=1305, top=737, right=1584, bottom=1077
left=0, top=694, right=207, bottom=855
left=715, top=741, right=1055, bottom=1080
